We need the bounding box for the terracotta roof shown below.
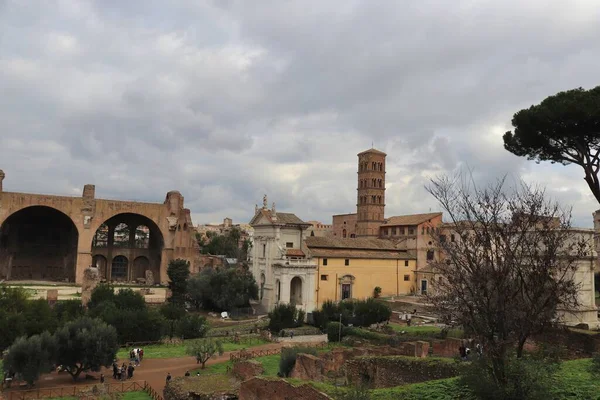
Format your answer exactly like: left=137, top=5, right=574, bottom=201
left=357, top=148, right=387, bottom=156
left=286, top=249, right=305, bottom=257
left=305, top=236, right=401, bottom=250
left=309, top=248, right=415, bottom=260
left=250, top=209, right=308, bottom=226
left=383, top=212, right=443, bottom=226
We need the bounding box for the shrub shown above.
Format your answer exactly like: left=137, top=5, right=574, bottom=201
left=461, top=356, right=559, bottom=400
left=327, top=322, right=347, bottom=342
left=280, top=325, right=322, bottom=337
left=268, top=303, right=303, bottom=333
left=310, top=298, right=392, bottom=329
left=113, top=288, right=146, bottom=310
left=591, top=353, right=600, bottom=376
left=87, top=283, right=115, bottom=309
left=373, top=287, right=382, bottom=298
left=278, top=346, right=318, bottom=377
left=53, top=300, right=85, bottom=323
left=176, top=314, right=209, bottom=339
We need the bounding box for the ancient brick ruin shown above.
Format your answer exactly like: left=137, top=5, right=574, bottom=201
left=0, top=170, right=198, bottom=284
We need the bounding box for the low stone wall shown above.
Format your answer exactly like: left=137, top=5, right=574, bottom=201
left=163, top=375, right=239, bottom=400
left=232, top=360, right=264, bottom=380
left=346, top=356, right=461, bottom=388
left=239, top=377, right=331, bottom=400
left=526, top=328, right=600, bottom=358
left=290, top=343, right=430, bottom=381
left=431, top=337, right=464, bottom=358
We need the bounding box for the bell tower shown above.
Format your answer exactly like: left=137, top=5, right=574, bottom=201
left=356, top=148, right=386, bottom=237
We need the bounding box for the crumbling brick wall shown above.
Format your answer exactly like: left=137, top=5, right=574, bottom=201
left=431, top=337, right=463, bottom=358
left=233, top=360, right=264, bottom=380
left=239, top=377, right=331, bottom=400
left=346, top=356, right=461, bottom=388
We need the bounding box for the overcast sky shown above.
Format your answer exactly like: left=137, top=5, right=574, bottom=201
left=1, top=0, right=599, bottom=227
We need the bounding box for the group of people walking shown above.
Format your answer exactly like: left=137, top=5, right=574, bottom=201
left=109, top=347, right=144, bottom=381
left=112, top=361, right=135, bottom=380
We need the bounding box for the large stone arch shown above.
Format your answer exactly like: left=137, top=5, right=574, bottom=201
left=0, top=206, right=79, bottom=281
left=88, top=209, right=170, bottom=249
left=91, top=213, right=163, bottom=283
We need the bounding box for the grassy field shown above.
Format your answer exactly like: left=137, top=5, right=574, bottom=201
left=356, top=358, right=600, bottom=400
left=117, top=337, right=269, bottom=359
left=388, top=324, right=464, bottom=339
left=48, top=392, right=152, bottom=400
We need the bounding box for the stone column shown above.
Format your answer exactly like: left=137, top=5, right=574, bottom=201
left=161, top=248, right=173, bottom=285
left=280, top=275, right=291, bottom=305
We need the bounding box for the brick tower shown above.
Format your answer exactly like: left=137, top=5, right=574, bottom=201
left=356, top=148, right=386, bottom=237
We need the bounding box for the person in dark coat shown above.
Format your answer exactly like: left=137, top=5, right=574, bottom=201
left=127, top=364, right=135, bottom=379
left=166, top=373, right=172, bottom=383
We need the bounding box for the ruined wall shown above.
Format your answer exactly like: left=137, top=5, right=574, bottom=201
left=430, top=337, right=463, bottom=358
left=290, top=344, right=430, bottom=382
left=239, top=377, right=331, bottom=400
left=232, top=360, right=264, bottom=380
left=345, top=356, right=461, bottom=388
left=0, top=176, right=198, bottom=285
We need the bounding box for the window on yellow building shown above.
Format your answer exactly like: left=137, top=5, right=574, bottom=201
left=403, top=275, right=410, bottom=281
left=321, top=275, right=328, bottom=281
left=408, top=227, right=415, bottom=235
left=404, top=260, right=409, bottom=267
left=345, top=259, right=350, bottom=266
left=400, top=227, right=405, bottom=235
left=262, top=244, right=266, bottom=257
left=286, top=242, right=293, bottom=248
left=323, top=258, right=328, bottom=266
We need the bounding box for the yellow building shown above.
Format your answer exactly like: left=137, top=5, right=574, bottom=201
left=305, top=237, right=416, bottom=308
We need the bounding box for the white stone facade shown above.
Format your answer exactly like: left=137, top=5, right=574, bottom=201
left=249, top=198, right=317, bottom=314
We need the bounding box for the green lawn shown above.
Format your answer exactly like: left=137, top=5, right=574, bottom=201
left=118, top=337, right=269, bottom=359
left=357, top=359, right=600, bottom=400
left=388, top=324, right=464, bottom=339
left=48, top=392, right=151, bottom=400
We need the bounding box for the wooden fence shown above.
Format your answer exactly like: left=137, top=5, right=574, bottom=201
left=6, top=380, right=163, bottom=400
left=229, top=341, right=327, bottom=362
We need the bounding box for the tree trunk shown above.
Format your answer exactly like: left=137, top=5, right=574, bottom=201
left=201, top=361, right=206, bottom=369
left=68, top=365, right=84, bottom=381
left=516, top=337, right=527, bottom=358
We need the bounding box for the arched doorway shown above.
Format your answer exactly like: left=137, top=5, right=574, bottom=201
left=0, top=206, right=78, bottom=281
left=93, top=255, right=108, bottom=280
left=133, top=256, right=150, bottom=280
left=92, top=213, right=163, bottom=283
left=290, top=276, right=303, bottom=306
left=111, top=256, right=129, bottom=281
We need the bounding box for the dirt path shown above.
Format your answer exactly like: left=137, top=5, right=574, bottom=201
left=4, top=336, right=327, bottom=396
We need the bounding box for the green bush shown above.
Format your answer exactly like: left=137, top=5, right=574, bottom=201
left=280, top=325, right=321, bottom=337
left=591, top=353, right=600, bottom=376
left=53, top=300, right=85, bottom=324
left=460, top=356, right=559, bottom=400
left=310, top=298, right=392, bottom=329
left=268, top=303, right=304, bottom=333
left=176, top=314, right=209, bottom=339
left=278, top=346, right=318, bottom=377
left=327, top=322, right=347, bottom=342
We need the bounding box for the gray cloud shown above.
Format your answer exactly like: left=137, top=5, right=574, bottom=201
left=1, top=0, right=599, bottom=227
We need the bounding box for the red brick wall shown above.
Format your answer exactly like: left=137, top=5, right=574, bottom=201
left=346, top=356, right=460, bottom=388
left=233, top=360, right=264, bottom=380
left=239, top=377, right=331, bottom=400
